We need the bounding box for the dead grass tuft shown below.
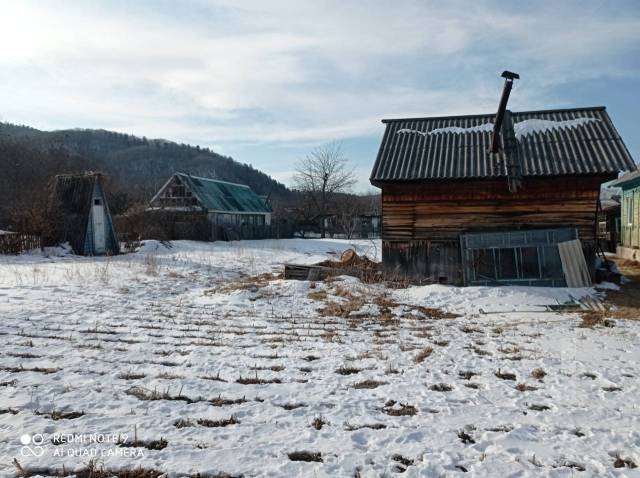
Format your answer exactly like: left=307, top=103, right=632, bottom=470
left=174, top=418, right=195, bottom=428
left=495, top=369, right=517, bottom=381
left=383, top=400, right=417, bottom=416
left=35, top=410, right=84, bottom=420
left=602, top=386, right=622, bottom=392
left=288, top=451, right=323, bottom=462
left=307, top=290, right=328, bottom=301
left=311, top=415, right=328, bottom=430
left=209, top=395, right=248, bottom=407
left=352, top=379, right=387, bottom=389
left=345, top=422, right=387, bottom=431
left=613, top=454, right=638, bottom=469
left=531, top=368, right=546, bottom=380
left=414, top=346, right=434, bottom=364
left=118, top=437, right=167, bottom=450
left=321, top=296, right=366, bottom=318
left=457, top=429, right=476, bottom=444
left=336, top=366, right=362, bottom=375
left=117, top=371, right=146, bottom=380
left=515, top=383, right=538, bottom=392
left=236, top=373, right=282, bottom=385
left=1, top=366, right=60, bottom=374
left=429, top=383, right=453, bottom=392
left=458, top=370, right=480, bottom=380
left=197, top=416, right=239, bottom=427
left=579, top=310, right=615, bottom=328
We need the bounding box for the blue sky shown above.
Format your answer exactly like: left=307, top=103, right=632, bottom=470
left=0, top=0, right=638, bottom=191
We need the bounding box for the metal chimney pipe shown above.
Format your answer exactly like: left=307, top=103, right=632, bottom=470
left=490, top=70, right=520, bottom=154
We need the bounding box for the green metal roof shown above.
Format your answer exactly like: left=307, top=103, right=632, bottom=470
left=177, top=173, right=271, bottom=213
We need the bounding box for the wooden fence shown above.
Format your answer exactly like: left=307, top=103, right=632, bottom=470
left=211, top=224, right=296, bottom=242
left=0, top=233, right=41, bottom=254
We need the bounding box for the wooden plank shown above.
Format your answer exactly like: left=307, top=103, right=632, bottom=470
left=558, top=239, right=591, bottom=287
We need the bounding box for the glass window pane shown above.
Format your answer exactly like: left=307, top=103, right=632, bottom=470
left=473, top=249, right=495, bottom=280
left=498, top=248, right=517, bottom=279
left=521, top=247, right=539, bottom=278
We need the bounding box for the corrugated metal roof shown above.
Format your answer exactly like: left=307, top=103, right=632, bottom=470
left=177, top=173, right=271, bottom=213
left=370, top=106, right=637, bottom=183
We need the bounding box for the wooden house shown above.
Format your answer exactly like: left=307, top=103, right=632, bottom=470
left=370, top=106, right=636, bottom=286
left=50, top=173, right=119, bottom=255
left=149, top=173, right=272, bottom=239
left=611, top=170, right=640, bottom=262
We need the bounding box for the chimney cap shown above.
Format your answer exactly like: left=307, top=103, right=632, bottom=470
left=501, top=70, right=520, bottom=80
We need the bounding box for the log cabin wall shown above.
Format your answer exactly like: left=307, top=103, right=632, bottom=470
left=380, top=175, right=613, bottom=284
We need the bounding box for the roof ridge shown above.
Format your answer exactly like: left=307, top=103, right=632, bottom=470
left=176, top=172, right=251, bottom=189
left=382, top=106, right=607, bottom=123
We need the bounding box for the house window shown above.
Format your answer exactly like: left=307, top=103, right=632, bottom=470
left=626, top=196, right=634, bottom=225
left=462, top=228, right=576, bottom=286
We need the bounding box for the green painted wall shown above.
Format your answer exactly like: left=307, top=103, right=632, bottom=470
left=621, top=185, right=640, bottom=248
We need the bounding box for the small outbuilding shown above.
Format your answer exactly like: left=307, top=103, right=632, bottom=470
left=611, top=170, right=640, bottom=262
left=50, top=173, right=119, bottom=255
left=370, top=106, right=636, bottom=286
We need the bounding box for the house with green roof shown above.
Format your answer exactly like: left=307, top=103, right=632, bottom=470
left=149, top=173, right=272, bottom=233
left=611, top=170, right=640, bottom=262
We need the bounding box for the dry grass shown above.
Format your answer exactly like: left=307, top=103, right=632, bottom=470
left=515, top=383, right=538, bottom=392
left=197, top=416, right=240, bottom=427
left=352, top=379, right=387, bottom=389
left=495, top=369, right=517, bottom=381
left=344, top=422, right=386, bottom=431
left=236, top=373, right=282, bottom=385
left=414, top=346, right=434, bottom=363
left=1, top=366, right=60, bottom=374
left=288, top=451, right=323, bottom=462
left=311, top=415, right=328, bottom=430
left=531, top=368, right=546, bottom=380
left=117, top=371, right=146, bottom=380
left=125, top=386, right=194, bottom=403
left=12, top=459, right=164, bottom=478
left=383, top=400, right=417, bottom=416
left=207, top=272, right=279, bottom=295
left=118, top=437, right=168, bottom=450
left=579, top=310, right=615, bottom=328
left=429, top=383, right=453, bottom=392
left=307, top=290, right=328, bottom=301
left=35, top=410, right=84, bottom=420
left=458, top=370, right=480, bottom=380
left=209, top=395, right=248, bottom=407
left=321, top=296, right=366, bottom=318
left=335, top=366, right=362, bottom=375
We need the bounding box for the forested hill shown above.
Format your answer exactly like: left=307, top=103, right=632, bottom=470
left=0, top=122, right=290, bottom=216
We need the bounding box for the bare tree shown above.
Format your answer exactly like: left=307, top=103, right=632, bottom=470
left=293, top=143, right=356, bottom=238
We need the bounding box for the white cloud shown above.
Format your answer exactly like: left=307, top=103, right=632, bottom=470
left=0, top=0, right=638, bottom=155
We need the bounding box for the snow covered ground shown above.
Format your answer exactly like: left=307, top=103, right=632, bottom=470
left=0, top=239, right=639, bottom=477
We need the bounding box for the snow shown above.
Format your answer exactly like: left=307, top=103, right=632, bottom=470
left=397, top=123, right=494, bottom=137
left=396, top=117, right=601, bottom=142
left=1, top=238, right=639, bottom=476
left=513, top=117, right=600, bottom=140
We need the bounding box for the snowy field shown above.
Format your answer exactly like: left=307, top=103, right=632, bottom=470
left=1, top=239, right=639, bottom=477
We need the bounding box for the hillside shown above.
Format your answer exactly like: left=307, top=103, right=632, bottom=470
left=0, top=122, right=290, bottom=220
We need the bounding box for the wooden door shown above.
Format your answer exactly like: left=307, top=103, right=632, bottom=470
left=92, top=198, right=106, bottom=253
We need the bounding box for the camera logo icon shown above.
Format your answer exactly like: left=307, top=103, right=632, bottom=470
left=20, top=433, right=45, bottom=457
